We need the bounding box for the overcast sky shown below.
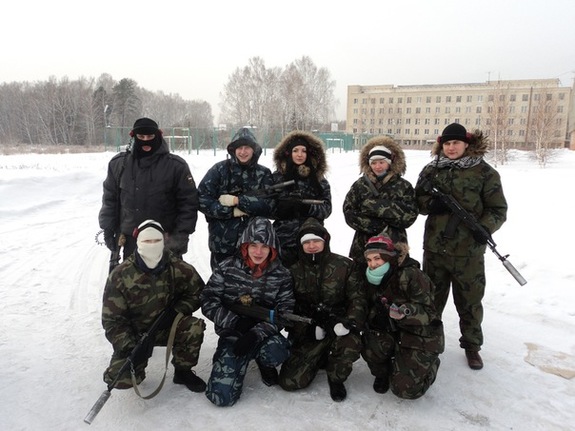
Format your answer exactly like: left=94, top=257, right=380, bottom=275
left=2, top=0, right=573, bottom=122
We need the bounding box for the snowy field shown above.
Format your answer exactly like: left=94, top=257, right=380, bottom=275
left=1, top=146, right=574, bottom=431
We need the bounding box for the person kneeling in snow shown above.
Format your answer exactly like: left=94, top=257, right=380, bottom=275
left=101, top=219, right=206, bottom=393
left=201, top=216, right=294, bottom=407
left=361, top=234, right=444, bottom=399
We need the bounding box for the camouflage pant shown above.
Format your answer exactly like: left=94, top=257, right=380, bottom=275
left=362, top=330, right=440, bottom=399
left=423, top=251, right=485, bottom=351
left=279, top=332, right=362, bottom=390
left=205, top=334, right=290, bottom=407
left=103, top=315, right=205, bottom=389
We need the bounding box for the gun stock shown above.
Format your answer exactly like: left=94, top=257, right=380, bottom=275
left=227, top=301, right=313, bottom=326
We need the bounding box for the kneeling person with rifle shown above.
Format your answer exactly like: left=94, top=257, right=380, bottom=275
left=101, top=220, right=206, bottom=394
left=278, top=218, right=367, bottom=402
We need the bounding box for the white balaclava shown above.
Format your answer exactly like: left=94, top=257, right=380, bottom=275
left=136, top=220, right=165, bottom=269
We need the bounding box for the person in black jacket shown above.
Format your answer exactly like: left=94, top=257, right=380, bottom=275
left=99, top=117, right=199, bottom=262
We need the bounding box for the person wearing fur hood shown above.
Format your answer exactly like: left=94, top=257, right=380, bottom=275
left=414, top=123, right=508, bottom=371
left=343, top=136, right=418, bottom=268
left=271, top=130, right=332, bottom=267
left=361, top=234, right=444, bottom=399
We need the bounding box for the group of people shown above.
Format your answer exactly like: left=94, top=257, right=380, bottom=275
left=98, top=118, right=507, bottom=407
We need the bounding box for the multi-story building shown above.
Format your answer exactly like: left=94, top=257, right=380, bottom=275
left=346, top=79, right=573, bottom=149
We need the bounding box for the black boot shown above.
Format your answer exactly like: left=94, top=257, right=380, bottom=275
left=173, top=369, right=206, bottom=392
left=328, top=380, right=347, bottom=402
left=373, top=376, right=389, bottom=394
left=256, top=361, right=278, bottom=386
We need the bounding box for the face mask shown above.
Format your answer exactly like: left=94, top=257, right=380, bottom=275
left=366, top=261, right=390, bottom=284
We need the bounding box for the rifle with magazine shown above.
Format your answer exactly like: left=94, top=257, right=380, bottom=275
left=226, top=295, right=313, bottom=327
left=308, top=302, right=363, bottom=335
left=427, top=184, right=527, bottom=286
left=230, top=180, right=297, bottom=199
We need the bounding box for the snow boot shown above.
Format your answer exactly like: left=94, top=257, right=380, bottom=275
left=173, top=369, right=206, bottom=392
left=465, top=350, right=483, bottom=370
left=373, top=376, right=389, bottom=394
left=328, top=379, right=346, bottom=402
left=256, top=360, right=278, bottom=386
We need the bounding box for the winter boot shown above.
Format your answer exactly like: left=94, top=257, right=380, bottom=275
left=328, top=379, right=347, bottom=402
left=373, top=376, right=389, bottom=394
left=173, top=369, right=207, bottom=392
left=256, top=360, right=278, bottom=386
left=465, top=350, right=483, bottom=370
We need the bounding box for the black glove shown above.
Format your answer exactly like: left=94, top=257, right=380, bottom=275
left=472, top=226, right=490, bottom=245
left=166, top=232, right=189, bottom=257
left=275, top=200, right=295, bottom=219
left=427, top=198, right=449, bottom=215
left=233, top=331, right=259, bottom=356
left=104, top=229, right=117, bottom=251
left=371, top=311, right=389, bottom=331
left=235, top=317, right=258, bottom=334
left=131, top=337, right=155, bottom=366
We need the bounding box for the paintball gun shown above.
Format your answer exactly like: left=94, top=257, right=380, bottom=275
left=429, top=185, right=527, bottom=286
left=83, top=305, right=176, bottom=425
left=311, top=302, right=363, bottom=335
left=227, top=295, right=313, bottom=327
left=230, top=180, right=296, bottom=199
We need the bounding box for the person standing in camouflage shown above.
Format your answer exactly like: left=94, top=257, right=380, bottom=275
left=415, top=123, right=508, bottom=370
left=278, top=218, right=366, bottom=402
left=198, top=127, right=275, bottom=270
left=271, top=130, right=332, bottom=267
left=101, top=219, right=206, bottom=393
left=201, top=216, right=294, bottom=407
left=361, top=234, right=444, bottom=399
left=343, top=136, right=418, bottom=269
left=99, top=117, right=199, bottom=262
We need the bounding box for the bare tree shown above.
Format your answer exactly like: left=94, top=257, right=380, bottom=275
left=485, top=81, right=511, bottom=166
left=529, top=87, right=560, bottom=167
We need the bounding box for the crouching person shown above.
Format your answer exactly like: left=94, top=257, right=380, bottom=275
left=361, top=234, right=444, bottom=399
left=201, top=216, right=294, bottom=406
left=102, top=219, right=206, bottom=393
left=279, top=218, right=366, bottom=402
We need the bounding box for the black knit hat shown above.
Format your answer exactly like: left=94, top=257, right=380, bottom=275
left=132, top=118, right=159, bottom=135
left=438, top=123, right=470, bottom=144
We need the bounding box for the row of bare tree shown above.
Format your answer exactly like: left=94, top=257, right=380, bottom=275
left=0, top=56, right=338, bottom=147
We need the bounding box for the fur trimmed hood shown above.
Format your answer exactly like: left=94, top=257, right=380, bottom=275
left=359, top=136, right=407, bottom=180
left=273, top=131, right=328, bottom=179
left=430, top=129, right=490, bottom=158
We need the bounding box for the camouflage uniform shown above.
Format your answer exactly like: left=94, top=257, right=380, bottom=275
left=362, top=242, right=444, bottom=399
left=279, top=218, right=367, bottom=393
left=415, top=131, right=507, bottom=352
left=99, top=137, right=199, bottom=259
left=343, top=136, right=418, bottom=267
left=201, top=217, right=294, bottom=406
left=271, top=130, right=332, bottom=267
left=198, top=128, right=274, bottom=269
left=102, top=252, right=205, bottom=388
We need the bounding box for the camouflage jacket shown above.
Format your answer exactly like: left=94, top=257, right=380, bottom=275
left=271, top=131, right=332, bottom=256
left=197, top=139, right=274, bottom=256
left=414, top=132, right=508, bottom=257
left=101, top=253, right=205, bottom=354
left=200, top=217, right=294, bottom=341
left=288, top=218, right=367, bottom=338
left=343, top=137, right=418, bottom=264
left=365, top=244, right=444, bottom=354
left=98, top=139, right=199, bottom=236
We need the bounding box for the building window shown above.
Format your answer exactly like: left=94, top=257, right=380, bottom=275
left=353, top=98, right=358, bottom=104
left=522, top=94, right=529, bottom=101
left=546, top=93, right=552, bottom=101
left=362, top=98, right=367, bottom=104
left=436, top=96, right=441, bottom=103
left=424, top=128, right=430, bottom=134
left=397, top=108, right=402, bottom=114
left=435, top=107, right=441, bottom=114
left=415, top=129, right=420, bottom=135
left=559, top=93, right=565, bottom=100
left=467, top=95, right=473, bottom=102
left=456, top=96, right=462, bottom=103
left=477, top=95, right=483, bottom=102
left=476, top=106, right=482, bottom=113
left=499, top=95, right=505, bottom=102
left=508, top=118, right=514, bottom=125
left=353, top=118, right=358, bottom=125
left=426, top=96, right=431, bottom=103
left=510, top=94, right=516, bottom=102
left=425, top=118, right=430, bottom=125
left=406, top=108, right=411, bottom=114
left=379, top=97, right=385, bottom=104
left=379, top=108, right=385, bottom=114
left=398, top=97, right=403, bottom=103
left=465, top=106, right=471, bottom=113
left=509, top=106, right=515, bottom=113
left=519, top=130, right=525, bottom=136
left=488, top=95, right=494, bottom=102
left=389, top=108, right=393, bottom=114
left=415, top=118, right=421, bottom=125
left=407, top=97, right=412, bottom=103
left=508, top=129, right=513, bottom=136
left=487, top=106, right=493, bottom=113
left=426, top=107, right=431, bottom=114
left=446, top=96, right=452, bottom=102
left=416, top=107, right=421, bottom=114
left=445, top=107, right=451, bottom=114
left=475, top=118, right=481, bottom=125
left=405, top=129, right=410, bottom=134
left=558, top=105, right=564, bottom=113
left=353, top=108, right=358, bottom=114
left=520, top=118, right=526, bottom=125
left=521, top=106, right=528, bottom=113
left=444, top=118, right=450, bottom=125
left=455, top=107, right=461, bottom=113
left=389, top=97, right=394, bottom=103
left=434, top=118, right=440, bottom=125
left=406, top=118, right=411, bottom=124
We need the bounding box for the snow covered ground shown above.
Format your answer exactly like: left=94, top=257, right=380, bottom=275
left=1, top=146, right=574, bottom=431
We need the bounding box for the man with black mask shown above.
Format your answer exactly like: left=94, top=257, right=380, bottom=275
left=99, top=118, right=199, bottom=265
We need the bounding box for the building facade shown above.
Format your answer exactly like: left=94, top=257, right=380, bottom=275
left=346, top=79, right=573, bottom=149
